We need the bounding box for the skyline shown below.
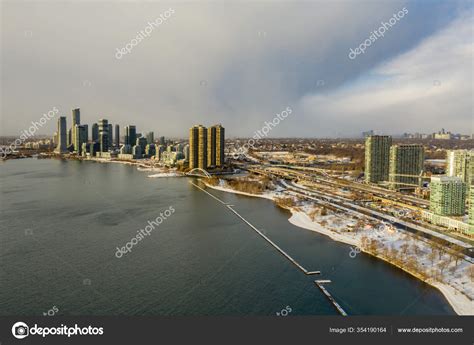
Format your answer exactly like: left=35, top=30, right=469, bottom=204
left=2, top=1, right=474, bottom=342
left=1, top=0, right=473, bottom=138
left=1, top=105, right=472, bottom=140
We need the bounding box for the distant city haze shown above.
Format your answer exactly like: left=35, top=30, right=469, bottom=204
left=1, top=0, right=472, bottom=137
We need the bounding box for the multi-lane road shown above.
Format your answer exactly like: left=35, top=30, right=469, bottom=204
left=245, top=164, right=474, bottom=258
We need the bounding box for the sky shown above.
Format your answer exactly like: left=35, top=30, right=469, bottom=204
left=1, top=0, right=473, bottom=138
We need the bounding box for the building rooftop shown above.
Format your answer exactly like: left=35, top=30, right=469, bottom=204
left=431, top=176, right=464, bottom=183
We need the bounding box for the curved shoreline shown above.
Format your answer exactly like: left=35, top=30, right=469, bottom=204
left=204, top=182, right=473, bottom=315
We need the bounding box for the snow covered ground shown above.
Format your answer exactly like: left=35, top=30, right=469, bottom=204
left=147, top=172, right=182, bottom=178
left=205, top=181, right=474, bottom=315
left=203, top=181, right=282, bottom=201
left=289, top=209, right=473, bottom=315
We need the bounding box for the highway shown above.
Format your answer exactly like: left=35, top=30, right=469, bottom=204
left=283, top=180, right=472, bottom=252
left=252, top=165, right=430, bottom=207
left=246, top=165, right=473, bottom=258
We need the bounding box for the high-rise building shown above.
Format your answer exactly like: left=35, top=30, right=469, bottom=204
left=124, top=127, right=129, bottom=146
left=184, top=144, right=190, bottom=161
left=98, top=119, right=109, bottom=152
left=365, top=135, right=392, bottom=183
left=362, top=130, right=374, bottom=138
left=159, top=136, right=165, bottom=145
left=189, top=126, right=198, bottom=169
left=145, top=144, right=156, bottom=157
left=92, top=123, right=99, bottom=142
left=206, top=124, right=225, bottom=168
left=389, top=144, right=424, bottom=189
left=120, top=144, right=132, bottom=155
left=145, top=132, right=154, bottom=144
left=81, top=142, right=89, bottom=157
left=207, top=126, right=217, bottom=167
left=125, top=126, right=137, bottom=147
left=132, top=145, right=142, bottom=159
left=429, top=176, right=466, bottom=216
left=108, top=124, right=113, bottom=148
left=67, top=128, right=72, bottom=147
left=446, top=150, right=472, bottom=185
left=72, top=108, right=80, bottom=126
left=55, top=116, right=67, bottom=153
left=469, top=188, right=474, bottom=228
left=189, top=125, right=207, bottom=169
left=71, top=108, right=80, bottom=147
left=136, top=137, right=147, bottom=153
left=156, top=145, right=165, bottom=160
left=73, top=125, right=87, bottom=154
left=115, top=124, right=120, bottom=147
left=52, top=132, right=58, bottom=147
left=215, top=124, right=225, bottom=167
left=89, top=142, right=100, bottom=157
left=468, top=152, right=474, bottom=230
left=197, top=126, right=207, bottom=169
left=83, top=124, right=89, bottom=143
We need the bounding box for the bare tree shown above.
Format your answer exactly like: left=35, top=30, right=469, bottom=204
left=435, top=238, right=447, bottom=260
left=406, top=256, right=418, bottom=272
left=368, top=239, right=380, bottom=255
left=428, top=251, right=437, bottom=267
left=360, top=235, right=369, bottom=250
left=449, top=246, right=465, bottom=267
left=400, top=243, right=410, bottom=257
left=429, top=267, right=441, bottom=282
left=469, top=265, right=474, bottom=282
left=389, top=246, right=399, bottom=263
left=411, top=243, right=421, bottom=256
left=438, top=259, right=450, bottom=276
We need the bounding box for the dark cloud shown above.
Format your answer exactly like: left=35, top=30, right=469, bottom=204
left=1, top=0, right=472, bottom=137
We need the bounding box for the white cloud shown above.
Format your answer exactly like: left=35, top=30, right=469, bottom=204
left=298, top=12, right=473, bottom=136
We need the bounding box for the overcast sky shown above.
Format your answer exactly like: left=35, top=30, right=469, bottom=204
left=1, top=0, right=473, bottom=138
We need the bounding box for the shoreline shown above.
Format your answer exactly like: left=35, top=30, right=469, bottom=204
left=204, top=182, right=473, bottom=315
left=29, top=155, right=184, bottom=174
left=5, top=158, right=472, bottom=314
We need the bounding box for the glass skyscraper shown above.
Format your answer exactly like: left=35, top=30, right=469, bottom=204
left=55, top=116, right=67, bottom=153
left=98, top=119, right=109, bottom=152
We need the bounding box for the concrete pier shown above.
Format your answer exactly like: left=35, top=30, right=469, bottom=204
left=190, top=181, right=320, bottom=276
left=314, top=281, right=348, bottom=316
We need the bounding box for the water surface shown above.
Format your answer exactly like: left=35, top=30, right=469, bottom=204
left=0, top=159, right=455, bottom=315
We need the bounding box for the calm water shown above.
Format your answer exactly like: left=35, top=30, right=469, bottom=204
left=0, top=159, right=454, bottom=315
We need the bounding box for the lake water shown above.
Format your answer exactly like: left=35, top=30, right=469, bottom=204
left=0, top=159, right=454, bottom=315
